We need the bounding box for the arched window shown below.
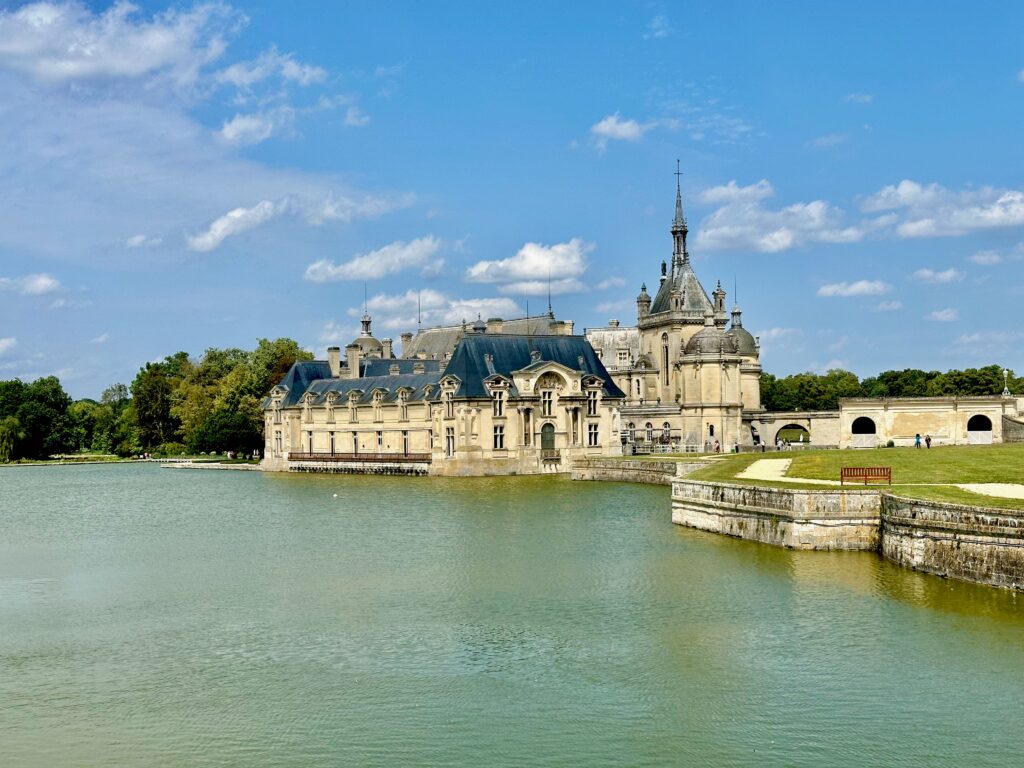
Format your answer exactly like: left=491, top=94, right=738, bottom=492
left=626, top=422, right=635, bottom=442
left=967, top=414, right=992, bottom=432
left=541, top=422, right=556, bottom=451
left=851, top=417, right=876, bottom=435
left=662, top=422, right=671, bottom=442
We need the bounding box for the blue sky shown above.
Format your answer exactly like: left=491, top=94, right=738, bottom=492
left=0, top=0, right=1021, bottom=398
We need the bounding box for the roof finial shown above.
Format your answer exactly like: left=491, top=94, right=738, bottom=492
left=417, top=290, right=422, bottom=329
left=547, top=268, right=553, bottom=318
left=672, top=159, right=688, bottom=267
left=674, top=159, right=684, bottom=226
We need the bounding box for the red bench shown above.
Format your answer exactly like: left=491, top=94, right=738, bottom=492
left=840, top=466, right=891, bottom=485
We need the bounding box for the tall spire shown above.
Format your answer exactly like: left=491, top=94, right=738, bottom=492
left=547, top=268, right=553, bottom=318
left=671, top=159, right=689, bottom=267
left=361, top=282, right=372, bottom=335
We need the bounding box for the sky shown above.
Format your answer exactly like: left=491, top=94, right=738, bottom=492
left=0, top=0, right=1022, bottom=398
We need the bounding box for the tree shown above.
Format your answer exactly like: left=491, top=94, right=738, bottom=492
left=0, top=416, right=22, bottom=462
left=131, top=355, right=188, bottom=448
left=189, top=408, right=263, bottom=454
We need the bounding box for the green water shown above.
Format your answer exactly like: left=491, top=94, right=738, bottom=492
left=1, top=465, right=1023, bottom=767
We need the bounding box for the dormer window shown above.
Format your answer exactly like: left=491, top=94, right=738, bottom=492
left=445, top=391, right=455, bottom=419
left=348, top=394, right=359, bottom=423
left=398, top=390, right=409, bottom=421
left=326, top=393, right=337, bottom=423
left=372, top=391, right=384, bottom=422
left=492, top=390, right=505, bottom=418
left=302, top=395, right=313, bottom=423
left=587, top=389, right=599, bottom=417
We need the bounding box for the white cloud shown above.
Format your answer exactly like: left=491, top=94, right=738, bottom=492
left=862, top=180, right=1024, bottom=238
left=344, top=105, right=371, bottom=127
left=0, top=337, right=16, bottom=355
left=827, top=336, right=849, bottom=353
left=699, top=179, right=774, bottom=205
left=843, top=93, right=873, bottom=104
left=697, top=180, right=863, bottom=252
left=872, top=300, right=903, bottom=312
left=0, top=1, right=236, bottom=85
left=589, top=113, right=655, bottom=150
left=0, top=272, right=61, bottom=295
left=465, top=238, right=592, bottom=294
left=90, top=332, right=109, bottom=344
left=318, top=321, right=354, bottom=345
left=807, top=133, right=847, bottom=149
left=594, top=299, right=632, bottom=315
left=596, top=277, right=626, bottom=290
left=644, top=15, right=671, bottom=39
left=304, top=236, right=443, bottom=282
left=126, top=233, right=161, bottom=248
left=953, top=331, right=1024, bottom=357
left=187, top=200, right=282, bottom=252
left=969, top=250, right=1002, bottom=265
left=215, top=46, right=326, bottom=88
left=817, top=280, right=891, bottom=297
left=219, top=107, right=295, bottom=145
left=913, top=267, right=964, bottom=284
left=926, top=308, right=959, bottom=322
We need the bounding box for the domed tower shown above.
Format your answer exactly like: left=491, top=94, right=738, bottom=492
left=343, top=313, right=384, bottom=378
left=680, top=310, right=745, bottom=448
left=725, top=301, right=762, bottom=412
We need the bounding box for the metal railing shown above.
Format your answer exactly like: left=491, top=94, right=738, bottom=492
left=288, top=452, right=431, bottom=463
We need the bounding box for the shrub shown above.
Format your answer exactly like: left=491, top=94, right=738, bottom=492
left=886, top=440, right=895, bottom=448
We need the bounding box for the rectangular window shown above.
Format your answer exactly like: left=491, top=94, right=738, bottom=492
left=326, top=402, right=335, bottom=423
left=352, top=432, right=359, bottom=454
left=274, top=430, right=282, bottom=456
left=587, top=390, right=598, bottom=417
left=541, top=390, right=553, bottom=417
left=376, top=430, right=383, bottom=451
left=523, top=409, right=531, bottom=446
left=493, top=424, right=505, bottom=450
left=329, top=432, right=335, bottom=454
left=399, top=397, right=408, bottom=421
left=349, top=403, right=358, bottom=423
left=445, top=427, right=455, bottom=458
left=588, top=423, right=599, bottom=447
left=617, top=350, right=629, bottom=366
left=402, top=430, right=409, bottom=455
left=445, top=392, right=454, bottom=419
left=307, top=431, right=314, bottom=453
left=492, top=391, right=504, bottom=417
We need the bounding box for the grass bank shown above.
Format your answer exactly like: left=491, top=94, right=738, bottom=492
left=687, top=444, right=1024, bottom=510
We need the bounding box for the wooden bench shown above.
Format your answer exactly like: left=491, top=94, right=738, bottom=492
left=840, top=466, right=891, bottom=485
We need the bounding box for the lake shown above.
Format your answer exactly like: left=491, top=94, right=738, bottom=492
left=1, top=464, right=1023, bottom=766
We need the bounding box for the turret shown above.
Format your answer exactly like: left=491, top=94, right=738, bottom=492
left=637, top=283, right=651, bottom=320
left=713, top=281, right=728, bottom=327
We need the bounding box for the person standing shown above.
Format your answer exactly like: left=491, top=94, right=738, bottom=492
left=925, top=434, right=932, bottom=449
left=915, top=433, right=922, bottom=449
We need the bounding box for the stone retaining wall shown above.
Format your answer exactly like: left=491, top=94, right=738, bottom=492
left=571, top=458, right=707, bottom=485
left=881, top=495, right=1024, bottom=590
left=1003, top=416, right=1024, bottom=443
left=671, top=480, right=880, bottom=550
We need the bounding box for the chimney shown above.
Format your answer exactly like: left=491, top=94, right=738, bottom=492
left=608, top=319, right=620, bottom=328
left=382, top=337, right=394, bottom=359
left=327, top=346, right=341, bottom=377
left=413, top=362, right=425, bottom=374
left=400, top=331, right=413, bottom=356
left=487, top=317, right=504, bottom=334
left=389, top=363, right=400, bottom=375
left=345, top=343, right=361, bottom=379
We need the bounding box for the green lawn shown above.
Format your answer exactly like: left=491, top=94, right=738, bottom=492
left=687, top=443, right=1024, bottom=510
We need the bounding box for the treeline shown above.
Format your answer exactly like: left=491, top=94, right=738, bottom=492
left=0, top=338, right=310, bottom=462
left=761, top=365, right=1020, bottom=412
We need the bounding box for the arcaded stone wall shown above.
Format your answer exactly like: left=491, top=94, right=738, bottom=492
left=881, top=495, right=1024, bottom=590
left=571, top=458, right=707, bottom=486
left=671, top=481, right=880, bottom=550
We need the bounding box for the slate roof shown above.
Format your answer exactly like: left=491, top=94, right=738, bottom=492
left=304, top=373, right=443, bottom=405
left=401, top=315, right=565, bottom=360
left=272, top=361, right=333, bottom=407
left=649, top=261, right=713, bottom=316
left=361, top=358, right=443, bottom=377
left=441, top=334, right=626, bottom=400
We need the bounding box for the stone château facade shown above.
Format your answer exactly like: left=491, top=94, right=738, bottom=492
left=262, top=313, right=625, bottom=476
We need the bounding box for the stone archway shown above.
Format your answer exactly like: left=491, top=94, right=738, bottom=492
left=851, top=416, right=877, bottom=448
left=967, top=414, right=993, bottom=445
left=541, top=422, right=556, bottom=451
left=776, top=423, right=811, bottom=446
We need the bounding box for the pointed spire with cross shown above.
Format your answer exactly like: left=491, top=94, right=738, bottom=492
left=671, top=159, right=689, bottom=267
